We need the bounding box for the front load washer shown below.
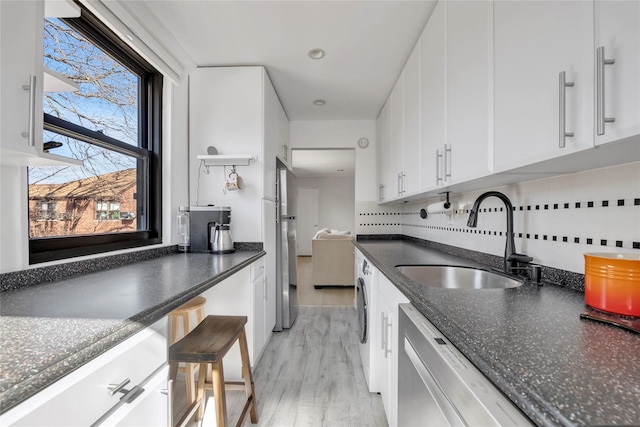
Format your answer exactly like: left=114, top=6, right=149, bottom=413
left=356, top=250, right=379, bottom=392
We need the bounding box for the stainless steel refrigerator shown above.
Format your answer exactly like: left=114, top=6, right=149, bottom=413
left=275, top=163, right=298, bottom=331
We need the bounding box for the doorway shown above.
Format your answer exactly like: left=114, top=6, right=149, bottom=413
left=297, top=188, right=318, bottom=256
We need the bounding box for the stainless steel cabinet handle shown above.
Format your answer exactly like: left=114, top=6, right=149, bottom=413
left=401, top=172, right=406, bottom=195
left=385, top=317, right=392, bottom=357
left=397, top=172, right=402, bottom=196
left=559, top=71, right=575, bottom=148
left=596, top=46, right=616, bottom=135
left=436, top=150, right=443, bottom=185
left=21, top=75, right=36, bottom=147
left=108, top=378, right=131, bottom=396
left=444, top=144, right=452, bottom=182
left=379, top=184, right=384, bottom=201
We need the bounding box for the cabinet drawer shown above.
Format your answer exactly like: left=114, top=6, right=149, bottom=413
left=96, top=365, right=169, bottom=427
left=2, top=319, right=167, bottom=426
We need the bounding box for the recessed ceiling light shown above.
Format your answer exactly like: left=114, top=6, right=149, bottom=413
left=308, top=48, right=325, bottom=59
left=313, top=99, right=326, bottom=106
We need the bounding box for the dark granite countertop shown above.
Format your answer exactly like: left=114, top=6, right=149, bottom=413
left=0, top=250, right=265, bottom=415
left=354, top=240, right=640, bottom=427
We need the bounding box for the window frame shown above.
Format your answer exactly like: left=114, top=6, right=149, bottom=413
left=29, top=4, right=163, bottom=264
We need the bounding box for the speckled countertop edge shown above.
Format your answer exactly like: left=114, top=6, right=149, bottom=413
left=353, top=239, right=639, bottom=427
left=0, top=250, right=265, bottom=415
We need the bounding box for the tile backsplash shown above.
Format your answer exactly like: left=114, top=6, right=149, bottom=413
left=358, top=161, right=640, bottom=274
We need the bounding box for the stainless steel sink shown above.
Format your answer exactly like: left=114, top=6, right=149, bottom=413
left=396, top=265, right=522, bottom=289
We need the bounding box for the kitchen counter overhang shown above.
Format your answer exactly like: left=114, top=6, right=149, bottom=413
left=0, top=250, right=265, bottom=414
left=354, top=240, right=640, bottom=427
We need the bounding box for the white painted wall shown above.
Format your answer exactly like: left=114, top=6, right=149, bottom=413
left=290, top=120, right=376, bottom=240
left=0, top=165, right=29, bottom=272
left=289, top=120, right=377, bottom=202
left=188, top=67, right=265, bottom=243
left=297, top=176, right=355, bottom=235
left=164, top=77, right=191, bottom=246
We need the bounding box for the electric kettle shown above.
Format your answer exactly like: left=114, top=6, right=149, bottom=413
left=210, top=223, right=234, bottom=254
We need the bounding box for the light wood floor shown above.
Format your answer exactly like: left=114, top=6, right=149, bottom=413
left=296, top=256, right=355, bottom=307
left=173, top=257, right=386, bottom=426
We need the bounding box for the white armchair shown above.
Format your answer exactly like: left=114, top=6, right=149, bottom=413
left=311, top=229, right=355, bottom=289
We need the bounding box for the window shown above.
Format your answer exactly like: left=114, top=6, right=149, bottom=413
left=28, top=4, right=162, bottom=264
left=38, top=201, right=57, bottom=221
left=95, top=200, right=121, bottom=220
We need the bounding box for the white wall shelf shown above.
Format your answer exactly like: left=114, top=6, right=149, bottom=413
left=44, top=67, right=79, bottom=93
left=0, top=147, right=84, bottom=167
left=197, top=154, right=254, bottom=167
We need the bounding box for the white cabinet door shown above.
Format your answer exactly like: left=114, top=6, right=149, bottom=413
left=201, top=266, right=253, bottom=380
left=377, top=274, right=409, bottom=427
left=391, top=76, right=404, bottom=198
left=447, top=0, right=493, bottom=184
left=594, top=1, right=640, bottom=145
left=377, top=99, right=394, bottom=202
left=276, top=94, right=290, bottom=167
left=251, top=257, right=266, bottom=361
left=0, top=0, right=44, bottom=158
left=263, top=71, right=279, bottom=199
left=402, top=42, right=421, bottom=196
left=262, top=199, right=277, bottom=342
left=494, top=1, right=594, bottom=172
left=419, top=1, right=446, bottom=191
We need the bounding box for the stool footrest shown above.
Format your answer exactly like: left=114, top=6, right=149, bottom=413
left=236, top=395, right=255, bottom=427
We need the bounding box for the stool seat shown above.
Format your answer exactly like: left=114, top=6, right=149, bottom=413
left=171, top=295, right=207, bottom=315
left=169, top=315, right=247, bottom=363
left=170, top=314, right=258, bottom=427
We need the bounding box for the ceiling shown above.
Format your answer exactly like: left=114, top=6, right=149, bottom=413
left=121, top=0, right=437, bottom=121
left=292, top=149, right=355, bottom=177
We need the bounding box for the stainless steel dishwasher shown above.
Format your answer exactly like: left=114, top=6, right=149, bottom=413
left=398, top=304, right=532, bottom=426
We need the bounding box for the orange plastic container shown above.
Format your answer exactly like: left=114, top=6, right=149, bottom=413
left=584, top=253, right=640, bottom=317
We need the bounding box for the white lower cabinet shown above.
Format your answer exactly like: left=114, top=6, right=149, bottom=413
left=0, top=319, right=168, bottom=426
left=200, top=258, right=271, bottom=381
left=377, top=274, right=410, bottom=427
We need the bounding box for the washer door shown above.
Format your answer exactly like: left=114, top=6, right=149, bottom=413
left=356, top=277, right=368, bottom=344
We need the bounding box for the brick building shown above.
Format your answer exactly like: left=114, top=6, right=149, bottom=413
left=28, top=168, right=138, bottom=238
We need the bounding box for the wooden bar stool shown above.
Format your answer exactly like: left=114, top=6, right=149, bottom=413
left=168, top=296, right=206, bottom=409
left=169, top=315, right=258, bottom=427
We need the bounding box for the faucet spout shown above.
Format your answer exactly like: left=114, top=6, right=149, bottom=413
left=467, top=191, right=519, bottom=273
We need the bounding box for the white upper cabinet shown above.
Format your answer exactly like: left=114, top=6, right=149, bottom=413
left=263, top=71, right=279, bottom=199
left=402, top=42, right=421, bottom=196
left=0, top=1, right=44, bottom=159
left=594, top=1, right=640, bottom=146
left=494, top=1, right=594, bottom=172
left=446, top=0, right=493, bottom=184
left=377, top=98, right=394, bottom=202
left=275, top=92, right=291, bottom=168
left=391, top=75, right=404, bottom=198
left=0, top=0, right=83, bottom=167
left=419, top=1, right=446, bottom=191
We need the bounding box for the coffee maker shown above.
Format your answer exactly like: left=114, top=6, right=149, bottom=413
left=189, top=206, right=234, bottom=254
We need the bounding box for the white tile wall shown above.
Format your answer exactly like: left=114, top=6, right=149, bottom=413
left=358, top=162, right=640, bottom=274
